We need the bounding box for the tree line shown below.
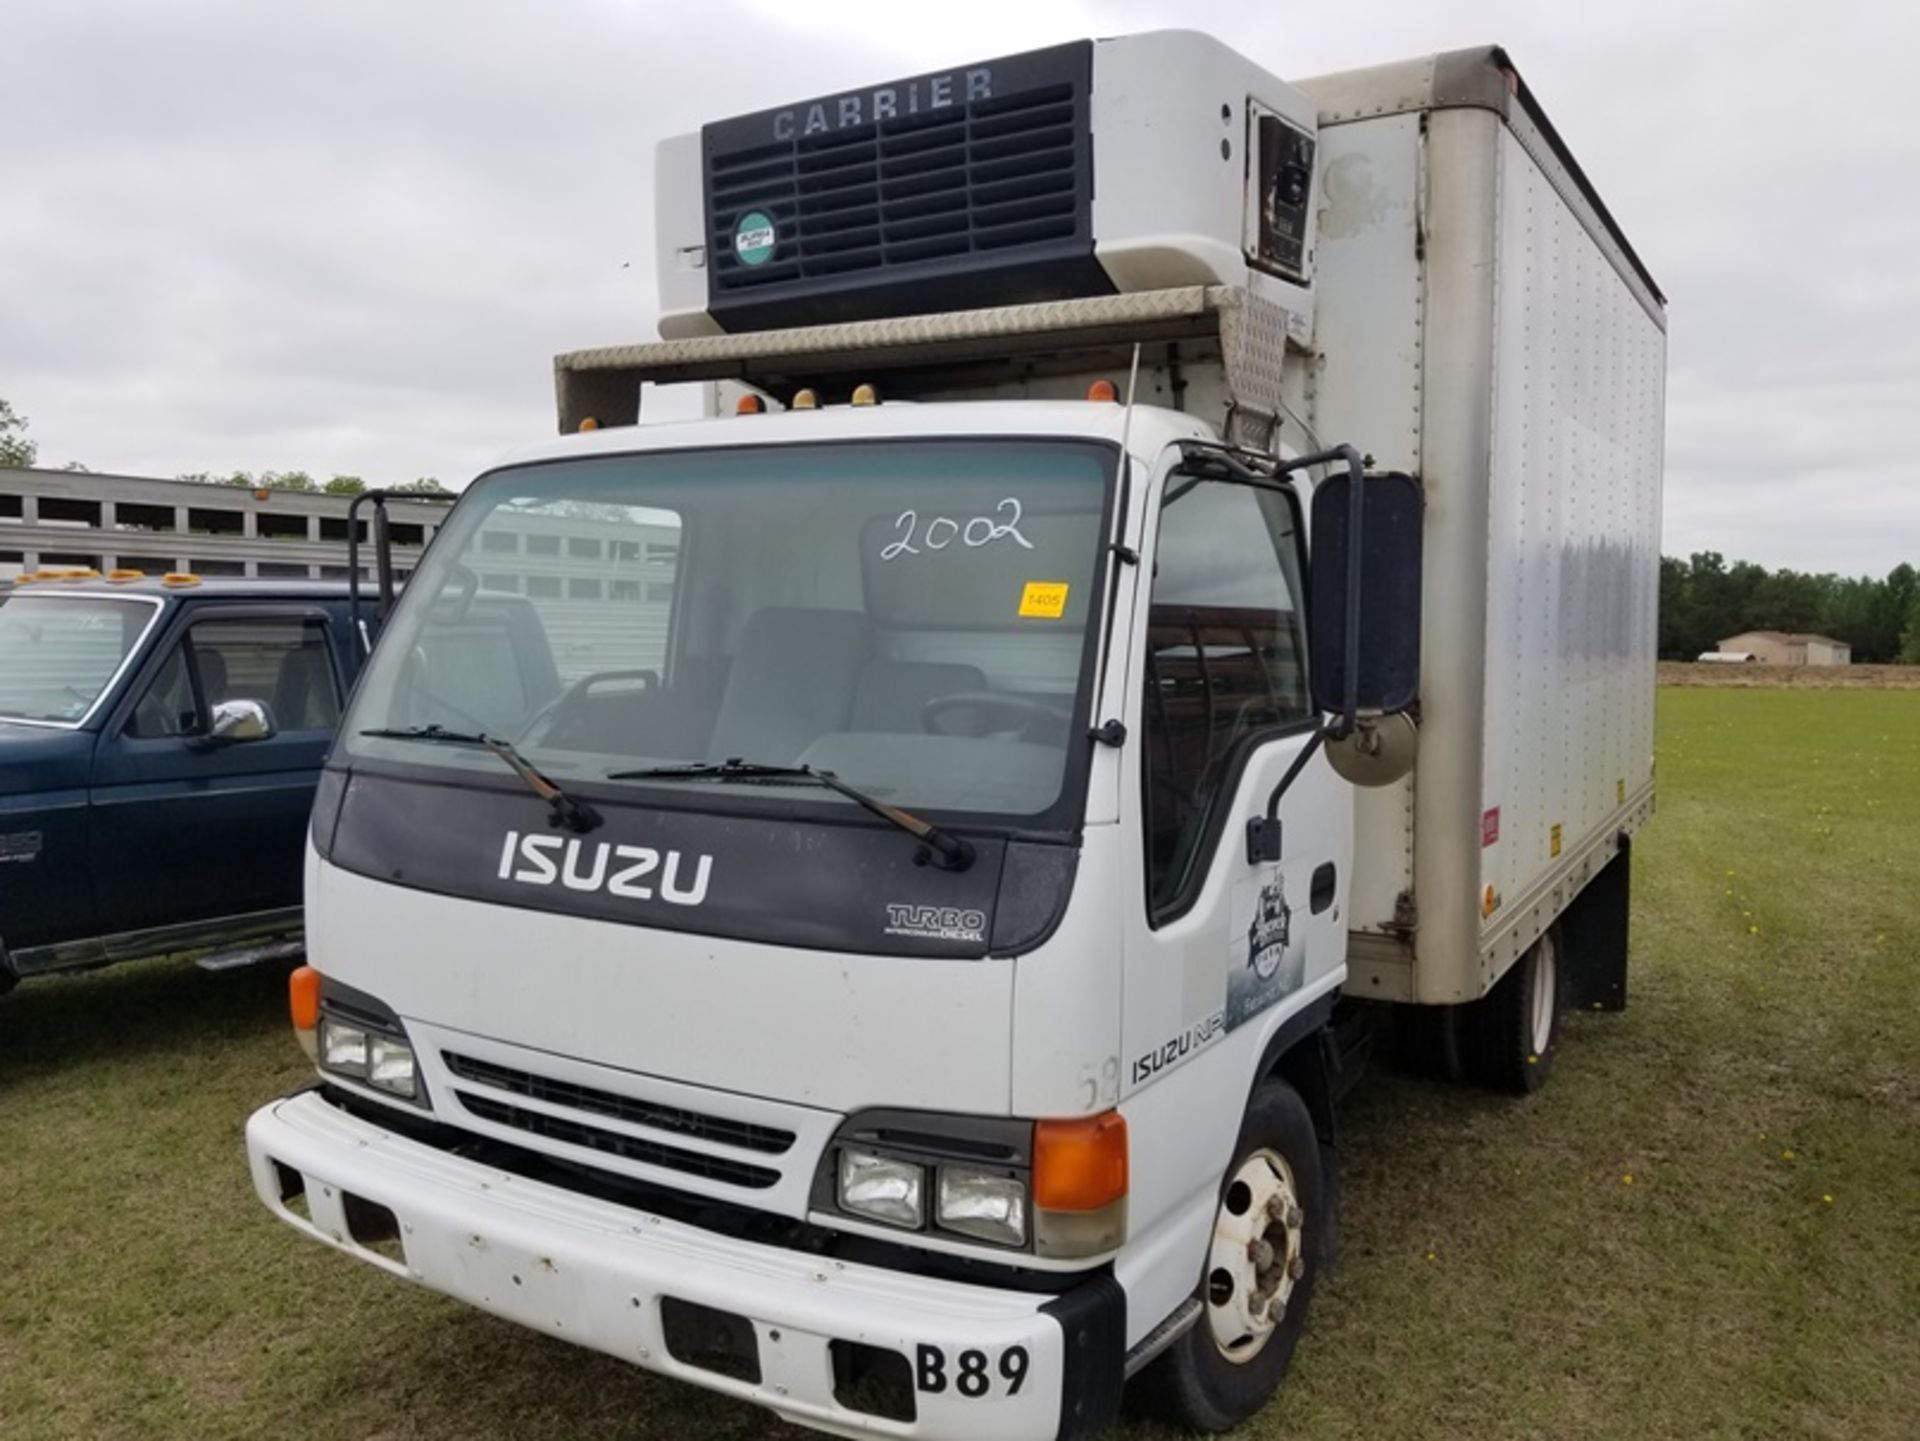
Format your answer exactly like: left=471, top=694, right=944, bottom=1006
left=1661, top=553, right=1920, bottom=664
left=173, top=470, right=449, bottom=495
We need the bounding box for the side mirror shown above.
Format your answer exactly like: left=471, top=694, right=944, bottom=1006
left=1309, top=470, right=1423, bottom=722
left=209, top=698, right=275, bottom=743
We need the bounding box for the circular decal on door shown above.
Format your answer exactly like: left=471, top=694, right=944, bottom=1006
left=734, top=211, right=777, bottom=267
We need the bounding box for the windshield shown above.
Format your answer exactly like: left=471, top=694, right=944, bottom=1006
left=344, top=439, right=1114, bottom=830
left=0, top=594, right=163, bottom=725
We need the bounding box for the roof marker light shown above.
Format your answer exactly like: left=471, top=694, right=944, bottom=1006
left=792, top=388, right=819, bottom=410
left=108, top=569, right=145, bottom=582
left=162, top=572, right=202, bottom=586
left=851, top=383, right=878, bottom=406
left=1087, top=379, right=1119, bottom=402
left=578, top=416, right=600, bottom=432
left=736, top=394, right=766, bottom=414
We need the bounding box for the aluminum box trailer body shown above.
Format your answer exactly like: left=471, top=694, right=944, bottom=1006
left=1302, top=54, right=1667, bottom=1006
left=248, top=33, right=1664, bottom=1441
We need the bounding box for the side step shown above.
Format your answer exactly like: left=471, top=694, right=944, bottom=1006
left=195, top=938, right=306, bottom=973
left=1122, top=1297, right=1202, bottom=1378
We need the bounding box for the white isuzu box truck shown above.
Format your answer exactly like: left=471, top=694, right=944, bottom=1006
left=247, top=32, right=1663, bottom=1438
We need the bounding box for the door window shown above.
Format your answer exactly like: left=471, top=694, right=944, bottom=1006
left=1142, top=474, right=1309, bottom=917
left=127, top=616, right=341, bottom=738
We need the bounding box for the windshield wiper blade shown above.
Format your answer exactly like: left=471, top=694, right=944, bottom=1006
left=608, top=758, right=975, bottom=872
left=361, top=724, right=602, bottom=834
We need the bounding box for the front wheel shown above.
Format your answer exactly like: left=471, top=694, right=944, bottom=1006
left=1134, top=1078, right=1332, bottom=1432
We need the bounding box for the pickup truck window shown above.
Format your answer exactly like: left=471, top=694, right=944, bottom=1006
left=1143, top=474, right=1309, bottom=916
left=126, top=616, right=342, bottom=738
left=0, top=594, right=163, bottom=726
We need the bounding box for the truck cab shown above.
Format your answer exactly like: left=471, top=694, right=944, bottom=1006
left=247, top=32, right=1662, bottom=1440
left=0, top=574, right=373, bottom=989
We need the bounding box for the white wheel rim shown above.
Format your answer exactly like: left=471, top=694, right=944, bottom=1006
left=1205, top=1148, right=1305, bottom=1364
left=1528, top=932, right=1558, bottom=1058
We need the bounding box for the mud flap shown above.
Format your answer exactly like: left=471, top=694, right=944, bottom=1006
left=1562, top=837, right=1631, bottom=1012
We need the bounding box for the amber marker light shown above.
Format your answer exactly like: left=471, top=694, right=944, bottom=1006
left=1033, top=1111, right=1128, bottom=1257
left=850, top=382, right=879, bottom=406
left=1035, top=1111, right=1128, bottom=1210
left=289, top=965, right=321, bottom=1059
left=1087, top=379, right=1119, bottom=402
left=578, top=416, right=601, bottom=432
left=791, top=388, right=819, bottom=410
left=108, top=569, right=145, bottom=582
left=736, top=393, right=766, bottom=414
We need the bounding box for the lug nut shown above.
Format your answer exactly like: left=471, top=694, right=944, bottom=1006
left=1249, top=1238, right=1276, bottom=1270
left=1267, top=1294, right=1287, bottom=1322
left=1288, top=1252, right=1306, bottom=1280
left=1285, top=1204, right=1304, bottom=1229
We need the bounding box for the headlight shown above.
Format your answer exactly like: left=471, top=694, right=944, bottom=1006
left=366, top=1034, right=418, bottom=1098
left=838, top=1149, right=924, bottom=1229
left=318, top=1015, right=418, bottom=1101
left=937, top=1166, right=1027, bottom=1247
left=320, top=1017, right=369, bottom=1074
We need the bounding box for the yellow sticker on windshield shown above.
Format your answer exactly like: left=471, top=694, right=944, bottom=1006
left=1019, top=581, right=1070, bottom=619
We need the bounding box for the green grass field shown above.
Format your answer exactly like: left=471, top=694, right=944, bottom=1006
left=3, top=687, right=1916, bottom=1441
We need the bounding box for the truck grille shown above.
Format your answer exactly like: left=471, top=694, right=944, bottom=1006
left=443, top=1052, right=795, bottom=1155
left=454, top=1093, right=782, bottom=1190
left=702, top=41, right=1100, bottom=329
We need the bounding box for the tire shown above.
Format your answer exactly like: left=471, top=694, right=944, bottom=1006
left=1464, top=926, right=1563, bottom=1094
left=1133, top=1078, right=1333, bottom=1433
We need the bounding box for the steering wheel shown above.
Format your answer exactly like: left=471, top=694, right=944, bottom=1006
left=923, top=691, right=1073, bottom=744
left=519, top=668, right=659, bottom=745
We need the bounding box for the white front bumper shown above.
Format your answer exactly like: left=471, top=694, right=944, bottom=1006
left=247, top=1090, right=1113, bottom=1441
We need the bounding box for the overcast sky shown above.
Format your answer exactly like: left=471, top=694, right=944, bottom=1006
left=3, top=0, right=1915, bottom=574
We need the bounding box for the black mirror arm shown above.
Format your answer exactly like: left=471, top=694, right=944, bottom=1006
left=1246, top=725, right=1327, bottom=864
left=1250, top=442, right=1370, bottom=864
left=347, top=488, right=418, bottom=649
left=1273, top=442, right=1370, bottom=742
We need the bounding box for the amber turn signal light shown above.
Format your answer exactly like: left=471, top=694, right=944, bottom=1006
left=289, top=965, right=321, bottom=1031
left=1034, top=1111, right=1128, bottom=1211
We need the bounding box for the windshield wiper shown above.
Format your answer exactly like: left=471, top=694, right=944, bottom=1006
left=608, top=758, right=976, bottom=872
left=360, top=724, right=602, bottom=834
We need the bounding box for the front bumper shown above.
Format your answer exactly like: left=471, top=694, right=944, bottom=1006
left=246, top=1090, right=1122, bottom=1440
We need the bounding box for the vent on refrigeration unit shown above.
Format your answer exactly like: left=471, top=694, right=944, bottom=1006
left=701, top=41, right=1108, bottom=331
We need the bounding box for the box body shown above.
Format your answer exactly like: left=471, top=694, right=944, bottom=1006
left=1304, top=53, right=1666, bottom=1002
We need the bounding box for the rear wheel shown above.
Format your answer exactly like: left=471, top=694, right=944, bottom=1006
left=1134, top=1078, right=1331, bottom=1432
left=1465, top=927, right=1563, bottom=1094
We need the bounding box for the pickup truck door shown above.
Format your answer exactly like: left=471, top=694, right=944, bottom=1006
left=89, top=604, right=346, bottom=936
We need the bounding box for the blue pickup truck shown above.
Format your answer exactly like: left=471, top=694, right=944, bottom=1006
left=0, top=573, right=374, bottom=992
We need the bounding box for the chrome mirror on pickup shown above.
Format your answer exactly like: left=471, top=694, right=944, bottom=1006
left=209, top=698, right=275, bottom=743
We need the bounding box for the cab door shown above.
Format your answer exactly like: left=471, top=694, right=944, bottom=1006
left=89, top=604, right=345, bottom=936
left=1118, top=455, right=1353, bottom=1102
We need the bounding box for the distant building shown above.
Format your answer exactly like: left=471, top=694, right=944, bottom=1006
left=1, top=465, right=449, bottom=585
left=1716, top=630, right=1852, bottom=666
